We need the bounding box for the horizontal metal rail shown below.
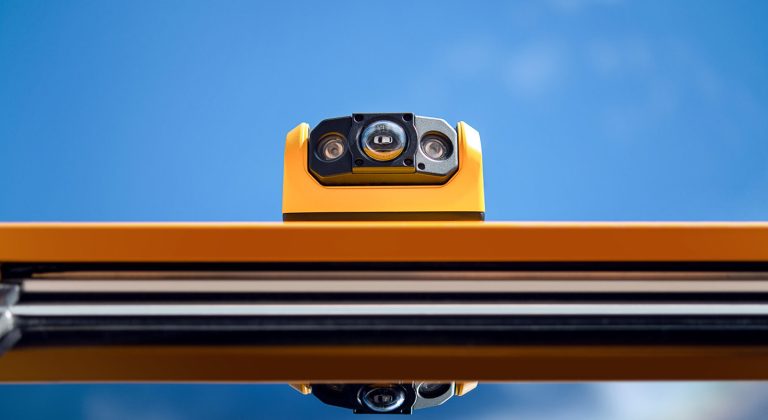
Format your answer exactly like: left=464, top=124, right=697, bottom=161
left=21, top=278, right=768, bottom=294
left=13, top=302, right=768, bottom=317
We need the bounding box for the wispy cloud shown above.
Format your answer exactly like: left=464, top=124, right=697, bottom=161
left=474, top=383, right=768, bottom=420
left=587, top=40, right=655, bottom=76
left=547, top=0, right=624, bottom=14
left=444, top=39, right=496, bottom=77
left=86, top=392, right=185, bottom=420
left=503, top=43, right=565, bottom=98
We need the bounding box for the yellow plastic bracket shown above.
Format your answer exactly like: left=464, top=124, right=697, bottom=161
left=281, top=121, right=485, bottom=219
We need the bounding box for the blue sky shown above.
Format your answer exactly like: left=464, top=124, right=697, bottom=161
left=1, top=0, right=767, bottom=221
left=1, top=1, right=768, bottom=419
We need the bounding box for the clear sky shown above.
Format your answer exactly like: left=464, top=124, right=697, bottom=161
left=2, top=0, right=767, bottom=222
left=1, top=1, right=768, bottom=419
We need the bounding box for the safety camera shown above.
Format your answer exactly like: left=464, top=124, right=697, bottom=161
left=282, top=113, right=485, bottom=221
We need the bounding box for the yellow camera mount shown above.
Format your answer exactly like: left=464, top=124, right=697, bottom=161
left=282, top=115, right=485, bottom=221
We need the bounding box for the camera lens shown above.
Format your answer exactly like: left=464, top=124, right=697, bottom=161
left=417, top=383, right=451, bottom=399
left=318, top=135, right=346, bottom=161
left=360, top=120, right=407, bottom=161
left=420, top=134, right=451, bottom=161
left=359, top=386, right=406, bottom=413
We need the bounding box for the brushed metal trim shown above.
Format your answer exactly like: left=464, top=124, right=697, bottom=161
left=21, top=278, right=768, bottom=294
left=12, top=302, right=768, bottom=317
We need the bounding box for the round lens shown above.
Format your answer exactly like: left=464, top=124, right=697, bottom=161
left=360, top=386, right=406, bottom=413
left=420, top=135, right=451, bottom=161
left=417, top=383, right=451, bottom=399
left=360, top=120, right=407, bottom=161
left=318, top=135, right=346, bottom=161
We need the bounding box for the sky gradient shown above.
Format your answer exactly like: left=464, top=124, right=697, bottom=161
left=2, top=1, right=767, bottom=222
left=1, top=1, right=768, bottom=419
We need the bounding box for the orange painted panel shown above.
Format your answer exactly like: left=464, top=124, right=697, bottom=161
left=0, top=222, right=766, bottom=263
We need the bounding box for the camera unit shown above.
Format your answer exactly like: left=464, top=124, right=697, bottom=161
left=282, top=113, right=485, bottom=221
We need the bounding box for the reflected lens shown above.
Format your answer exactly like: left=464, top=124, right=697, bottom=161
left=360, top=386, right=406, bottom=413
left=417, top=383, right=451, bottom=399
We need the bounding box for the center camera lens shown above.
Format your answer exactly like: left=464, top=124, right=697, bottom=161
left=359, top=386, right=406, bottom=413
left=360, top=120, right=407, bottom=161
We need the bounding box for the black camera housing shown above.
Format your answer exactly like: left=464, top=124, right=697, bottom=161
left=307, top=113, right=459, bottom=186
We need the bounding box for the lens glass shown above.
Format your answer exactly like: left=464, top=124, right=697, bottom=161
left=318, top=135, right=346, bottom=161
left=420, top=135, right=451, bottom=161
left=417, top=383, right=451, bottom=399
left=360, top=386, right=406, bottom=413
left=360, top=120, right=407, bottom=161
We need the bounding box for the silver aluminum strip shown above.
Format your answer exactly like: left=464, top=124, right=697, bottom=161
left=11, top=303, right=768, bottom=317
left=30, top=271, right=768, bottom=280
left=21, top=279, right=768, bottom=294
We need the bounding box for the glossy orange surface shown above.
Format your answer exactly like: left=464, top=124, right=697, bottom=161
left=0, top=222, right=766, bottom=263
